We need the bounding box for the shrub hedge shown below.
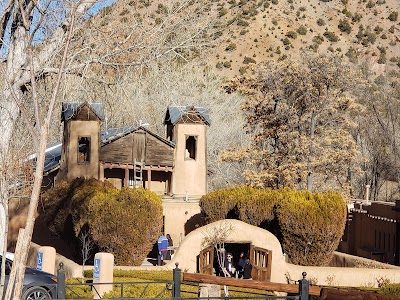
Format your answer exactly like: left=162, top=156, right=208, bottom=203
left=200, top=187, right=346, bottom=266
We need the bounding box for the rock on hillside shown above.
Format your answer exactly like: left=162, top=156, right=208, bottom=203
left=77, top=0, right=400, bottom=79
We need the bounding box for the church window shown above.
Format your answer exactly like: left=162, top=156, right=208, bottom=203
left=78, top=136, right=91, bottom=163
left=185, top=135, right=197, bottom=160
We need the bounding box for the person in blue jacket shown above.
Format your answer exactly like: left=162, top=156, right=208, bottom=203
left=157, top=234, right=168, bottom=265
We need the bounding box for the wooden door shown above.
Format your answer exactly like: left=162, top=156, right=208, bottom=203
left=250, top=245, right=272, bottom=281
left=199, top=245, right=214, bottom=275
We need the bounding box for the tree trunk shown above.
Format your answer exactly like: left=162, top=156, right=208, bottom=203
left=307, top=113, right=317, bottom=192
left=12, top=127, right=48, bottom=300
left=0, top=24, right=27, bottom=297
left=0, top=185, right=9, bottom=298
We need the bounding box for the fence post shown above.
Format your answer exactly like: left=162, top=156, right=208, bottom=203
left=298, top=271, right=309, bottom=300
left=57, top=262, right=66, bottom=300
left=173, top=262, right=181, bottom=298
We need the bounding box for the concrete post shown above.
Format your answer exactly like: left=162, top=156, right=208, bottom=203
left=93, top=252, right=114, bottom=299
left=36, top=246, right=56, bottom=275
left=365, top=184, right=370, bottom=204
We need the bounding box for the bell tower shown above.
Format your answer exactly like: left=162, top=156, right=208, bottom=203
left=164, top=105, right=210, bottom=198
left=57, top=102, right=104, bottom=181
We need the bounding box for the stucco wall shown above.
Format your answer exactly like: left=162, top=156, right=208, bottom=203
left=29, top=243, right=82, bottom=279
left=166, top=219, right=288, bottom=283
left=66, top=120, right=100, bottom=180
left=8, top=197, right=29, bottom=249
left=162, top=200, right=202, bottom=247
left=162, top=219, right=400, bottom=288
left=286, top=264, right=400, bottom=288
left=172, top=123, right=207, bottom=197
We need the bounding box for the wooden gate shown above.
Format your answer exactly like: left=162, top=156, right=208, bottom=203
left=250, top=245, right=272, bottom=281
left=199, top=245, right=214, bottom=275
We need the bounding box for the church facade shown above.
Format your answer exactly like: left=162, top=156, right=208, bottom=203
left=28, top=102, right=210, bottom=251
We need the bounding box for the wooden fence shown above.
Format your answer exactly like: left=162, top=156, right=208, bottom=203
left=183, top=272, right=321, bottom=296
left=183, top=273, right=399, bottom=300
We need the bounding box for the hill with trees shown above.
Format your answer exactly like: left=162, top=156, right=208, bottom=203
left=57, top=0, right=400, bottom=200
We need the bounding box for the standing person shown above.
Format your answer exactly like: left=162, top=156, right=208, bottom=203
left=243, top=257, right=253, bottom=280
left=237, top=252, right=245, bottom=278
left=166, top=234, right=174, bottom=260
left=223, top=253, right=236, bottom=277
left=157, top=234, right=168, bottom=265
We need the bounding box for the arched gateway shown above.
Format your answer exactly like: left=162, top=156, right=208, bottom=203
left=166, top=219, right=288, bottom=284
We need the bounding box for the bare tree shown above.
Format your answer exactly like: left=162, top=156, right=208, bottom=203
left=356, top=73, right=400, bottom=201
left=0, top=1, right=219, bottom=296
left=0, top=1, right=95, bottom=298
left=201, top=221, right=234, bottom=297
left=79, top=230, right=94, bottom=283
left=92, top=62, right=250, bottom=190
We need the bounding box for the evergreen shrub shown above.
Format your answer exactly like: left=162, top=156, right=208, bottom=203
left=276, top=190, right=346, bottom=266
left=43, top=178, right=163, bottom=265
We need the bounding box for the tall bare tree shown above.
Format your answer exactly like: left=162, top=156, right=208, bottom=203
left=357, top=73, right=400, bottom=201
left=0, top=0, right=219, bottom=298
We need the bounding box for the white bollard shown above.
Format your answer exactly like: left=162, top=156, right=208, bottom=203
left=93, top=252, right=114, bottom=299
left=36, top=246, right=56, bottom=275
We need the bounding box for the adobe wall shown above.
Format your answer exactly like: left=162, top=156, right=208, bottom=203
left=331, top=251, right=399, bottom=269
left=28, top=243, right=82, bottom=278
left=172, top=123, right=207, bottom=197
left=162, top=219, right=400, bottom=288
left=166, top=219, right=288, bottom=283
left=286, top=264, right=400, bottom=288
left=340, top=200, right=399, bottom=265
left=65, top=120, right=100, bottom=180
left=7, top=197, right=29, bottom=250
left=162, top=199, right=203, bottom=247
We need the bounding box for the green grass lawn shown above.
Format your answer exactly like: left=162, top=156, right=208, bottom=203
left=65, top=270, right=400, bottom=299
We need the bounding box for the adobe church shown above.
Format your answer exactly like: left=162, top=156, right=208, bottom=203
left=42, top=101, right=210, bottom=247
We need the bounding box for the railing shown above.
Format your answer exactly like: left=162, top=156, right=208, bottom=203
left=54, top=263, right=309, bottom=299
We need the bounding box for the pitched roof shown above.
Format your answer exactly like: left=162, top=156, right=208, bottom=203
left=41, top=126, right=174, bottom=174
left=164, top=105, right=211, bottom=126
left=61, top=101, right=105, bottom=122
left=101, top=126, right=175, bottom=148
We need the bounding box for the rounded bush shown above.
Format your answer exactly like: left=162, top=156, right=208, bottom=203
left=200, top=187, right=346, bottom=266
left=43, top=178, right=163, bottom=265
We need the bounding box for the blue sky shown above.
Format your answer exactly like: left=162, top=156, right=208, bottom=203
left=86, top=0, right=117, bottom=18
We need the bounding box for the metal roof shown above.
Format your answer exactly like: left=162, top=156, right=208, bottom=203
left=61, top=102, right=105, bottom=121
left=164, top=105, right=211, bottom=126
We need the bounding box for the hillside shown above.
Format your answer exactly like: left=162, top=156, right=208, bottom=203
left=204, top=0, right=400, bottom=78
left=88, top=0, right=400, bottom=79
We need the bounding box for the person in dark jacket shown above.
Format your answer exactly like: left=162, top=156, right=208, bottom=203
left=166, top=234, right=174, bottom=260
left=237, top=252, right=245, bottom=278
left=243, top=258, right=252, bottom=279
